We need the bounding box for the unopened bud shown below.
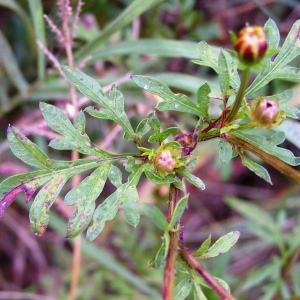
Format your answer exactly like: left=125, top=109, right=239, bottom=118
left=154, top=149, right=177, bottom=173
left=249, top=97, right=284, bottom=129
left=235, top=26, right=268, bottom=64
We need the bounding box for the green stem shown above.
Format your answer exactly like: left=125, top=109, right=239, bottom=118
left=163, top=184, right=180, bottom=300
left=226, top=68, right=250, bottom=124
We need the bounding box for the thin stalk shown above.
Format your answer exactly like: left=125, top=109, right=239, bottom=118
left=163, top=184, right=180, bottom=300
left=226, top=68, right=250, bottom=124
left=179, top=241, right=235, bottom=300
left=60, top=1, right=81, bottom=299
left=228, top=133, right=300, bottom=184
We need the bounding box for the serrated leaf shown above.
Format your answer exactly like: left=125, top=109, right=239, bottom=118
left=7, top=125, right=53, bottom=170
left=194, top=235, right=211, bottom=257
left=132, top=75, right=205, bottom=117
left=234, top=131, right=300, bottom=166
left=123, top=202, right=168, bottom=231
left=0, top=158, right=103, bottom=224
left=247, top=20, right=300, bottom=95
left=176, top=169, right=205, bottom=190
left=30, top=174, right=67, bottom=236
left=197, top=83, right=210, bottom=118
left=66, top=163, right=111, bottom=238
left=193, top=41, right=219, bottom=73
left=40, top=102, right=108, bottom=157
left=174, top=278, right=192, bottom=300
left=240, top=155, right=272, bottom=184
left=86, top=163, right=145, bottom=241
left=193, top=42, right=239, bottom=91
left=219, top=139, right=233, bottom=163
left=169, top=195, right=188, bottom=228
left=199, top=231, right=240, bottom=259
left=62, top=66, right=135, bottom=141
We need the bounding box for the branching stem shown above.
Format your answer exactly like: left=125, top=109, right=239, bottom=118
left=179, top=240, right=235, bottom=300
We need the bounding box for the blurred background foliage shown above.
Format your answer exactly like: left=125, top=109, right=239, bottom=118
left=0, top=0, right=300, bottom=299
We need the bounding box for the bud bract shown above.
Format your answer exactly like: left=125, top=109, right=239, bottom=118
left=248, top=97, right=285, bottom=129
left=235, top=26, right=268, bottom=64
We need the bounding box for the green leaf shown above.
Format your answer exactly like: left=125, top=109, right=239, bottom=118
left=73, top=0, right=164, bottom=62
left=135, top=113, right=156, bottom=141
left=240, top=154, right=272, bottom=184
left=61, top=66, right=135, bottom=141
left=275, top=120, right=300, bottom=149
left=40, top=102, right=109, bottom=157
left=219, top=139, right=233, bottom=164
left=193, top=42, right=239, bottom=92
left=132, top=75, right=205, bottom=117
left=174, top=278, right=192, bottom=300
left=160, top=127, right=178, bottom=142
left=235, top=131, right=300, bottom=166
left=225, top=197, right=277, bottom=233
left=0, top=29, right=28, bottom=95
left=198, top=231, right=240, bottom=259
left=169, top=195, right=188, bottom=228
left=30, top=174, right=68, bottom=236
left=123, top=202, right=168, bottom=231
left=66, top=163, right=111, bottom=238
left=176, top=169, right=205, bottom=190
left=0, top=170, right=53, bottom=218
left=218, top=51, right=231, bottom=94
left=149, top=241, right=166, bottom=269
left=122, top=186, right=140, bottom=228
left=27, top=0, right=46, bottom=80
left=197, top=82, right=211, bottom=118
left=28, top=158, right=102, bottom=235
left=144, top=167, right=177, bottom=185
left=7, top=125, right=53, bottom=170
left=86, top=163, right=145, bottom=241
left=90, top=39, right=198, bottom=64
left=247, top=20, right=300, bottom=95
left=193, top=282, right=208, bottom=300
left=193, top=41, right=219, bottom=74
left=265, top=19, right=280, bottom=49
left=194, top=235, right=211, bottom=257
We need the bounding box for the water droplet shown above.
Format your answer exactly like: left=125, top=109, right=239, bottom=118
left=144, top=85, right=149, bottom=90
left=174, top=103, right=179, bottom=108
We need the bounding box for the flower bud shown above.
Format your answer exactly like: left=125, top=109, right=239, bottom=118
left=248, top=97, right=284, bottom=129
left=154, top=149, right=177, bottom=173
left=235, top=26, right=268, bottom=64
